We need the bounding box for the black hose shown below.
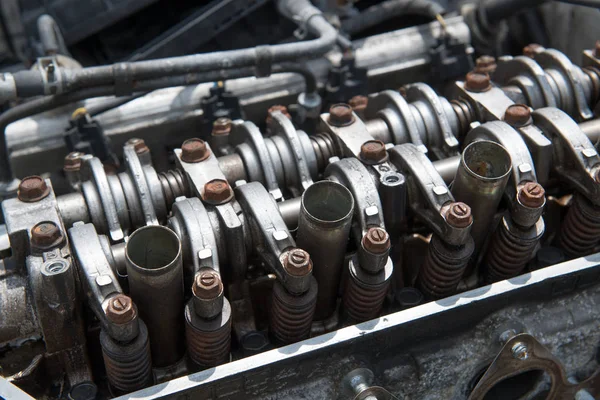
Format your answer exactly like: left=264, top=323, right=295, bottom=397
left=341, top=0, right=445, bottom=36
left=10, top=0, right=337, bottom=99
left=480, top=0, right=548, bottom=25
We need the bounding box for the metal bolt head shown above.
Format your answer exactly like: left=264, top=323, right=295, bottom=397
left=360, top=140, right=387, bottom=163
left=212, top=117, right=232, bottom=136
left=518, top=182, right=545, bottom=208
left=329, top=103, right=355, bottom=126
left=523, top=43, right=542, bottom=58
left=31, top=221, right=63, bottom=248
left=203, top=179, right=233, bottom=204
left=348, top=95, right=368, bottom=113
left=362, top=227, right=390, bottom=254
left=181, top=138, right=210, bottom=163
left=18, top=176, right=50, bottom=202
left=465, top=71, right=491, bottom=92
left=474, top=55, right=497, bottom=74
left=127, top=138, right=149, bottom=154
left=106, top=294, right=136, bottom=324
left=63, top=152, right=84, bottom=172
left=504, top=104, right=531, bottom=127
left=193, top=270, right=223, bottom=300
left=511, top=342, right=529, bottom=360
left=284, top=248, right=312, bottom=276
left=446, top=202, right=473, bottom=228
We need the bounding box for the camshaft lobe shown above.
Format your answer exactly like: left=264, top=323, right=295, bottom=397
left=417, top=234, right=474, bottom=299
left=558, top=194, right=600, bottom=257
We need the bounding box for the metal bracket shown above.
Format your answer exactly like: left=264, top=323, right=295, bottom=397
left=469, top=333, right=600, bottom=399
left=533, top=108, right=600, bottom=205
left=389, top=143, right=470, bottom=246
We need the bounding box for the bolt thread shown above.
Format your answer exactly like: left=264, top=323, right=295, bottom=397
left=310, top=133, right=337, bottom=172
left=158, top=169, right=190, bottom=208
left=343, top=272, right=390, bottom=322
left=270, top=279, right=317, bottom=344
left=484, top=218, right=542, bottom=283
left=558, top=194, right=600, bottom=256
left=185, top=313, right=231, bottom=368
left=417, top=234, right=474, bottom=299
left=100, top=320, right=152, bottom=394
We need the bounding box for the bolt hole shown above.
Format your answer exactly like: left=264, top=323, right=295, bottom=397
left=44, top=260, right=68, bottom=274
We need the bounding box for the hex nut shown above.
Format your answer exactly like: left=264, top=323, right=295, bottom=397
left=465, top=72, right=491, bottom=92
left=31, top=221, right=63, bottom=248
left=18, top=176, right=50, bottom=202
left=523, top=43, right=542, bottom=58
left=127, top=138, right=149, bottom=154
left=518, top=182, right=545, bottom=208
left=212, top=118, right=232, bottom=136
left=106, top=294, right=136, bottom=324
left=360, top=140, right=387, bottom=163
left=181, top=138, right=210, bottom=163
left=63, top=152, right=84, bottom=172
left=329, top=104, right=355, bottom=126
left=285, top=248, right=312, bottom=276
left=203, top=179, right=233, bottom=204
left=348, top=95, right=368, bottom=113
left=362, top=227, right=390, bottom=254
left=193, top=270, right=223, bottom=300
left=446, top=202, right=473, bottom=228
left=474, top=55, right=497, bottom=74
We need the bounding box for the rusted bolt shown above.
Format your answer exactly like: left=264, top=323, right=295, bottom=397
left=193, top=270, right=223, bottom=300
left=181, top=138, right=210, bottom=163
left=266, top=105, right=291, bottom=125
left=127, top=138, right=149, bottom=155
left=212, top=117, right=232, bottom=136
left=63, top=152, right=84, bottom=172
left=518, top=182, right=545, bottom=208
left=203, top=179, right=233, bottom=204
left=106, top=294, right=136, bottom=324
left=398, top=87, right=407, bottom=98
left=284, top=248, right=312, bottom=276
left=329, top=103, right=355, bottom=126
left=360, top=140, right=387, bottom=163
left=504, top=104, right=531, bottom=127
left=464, top=71, right=491, bottom=92
left=18, top=176, right=50, bottom=202
left=523, top=43, right=542, bottom=58
left=348, top=95, right=368, bottom=113
left=362, top=227, right=391, bottom=254
left=446, top=202, right=473, bottom=228
left=474, top=55, right=497, bottom=74
left=31, top=221, right=63, bottom=248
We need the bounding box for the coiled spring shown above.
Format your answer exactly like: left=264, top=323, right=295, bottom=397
left=100, top=320, right=153, bottom=394
left=158, top=169, right=190, bottom=207
left=343, top=270, right=390, bottom=322
left=185, top=300, right=232, bottom=368
left=484, top=216, right=544, bottom=283
left=417, top=234, right=474, bottom=299
left=558, top=194, right=600, bottom=256
left=270, top=279, right=318, bottom=344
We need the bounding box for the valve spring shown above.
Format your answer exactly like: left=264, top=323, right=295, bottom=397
left=270, top=278, right=318, bottom=344
left=558, top=194, right=600, bottom=256
left=100, top=320, right=152, bottom=394
left=310, top=133, right=337, bottom=171
left=484, top=218, right=541, bottom=283
left=185, top=313, right=232, bottom=368
left=343, top=272, right=390, bottom=323
left=417, top=234, right=474, bottom=299
left=158, top=169, right=190, bottom=208
left=450, top=99, right=476, bottom=139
